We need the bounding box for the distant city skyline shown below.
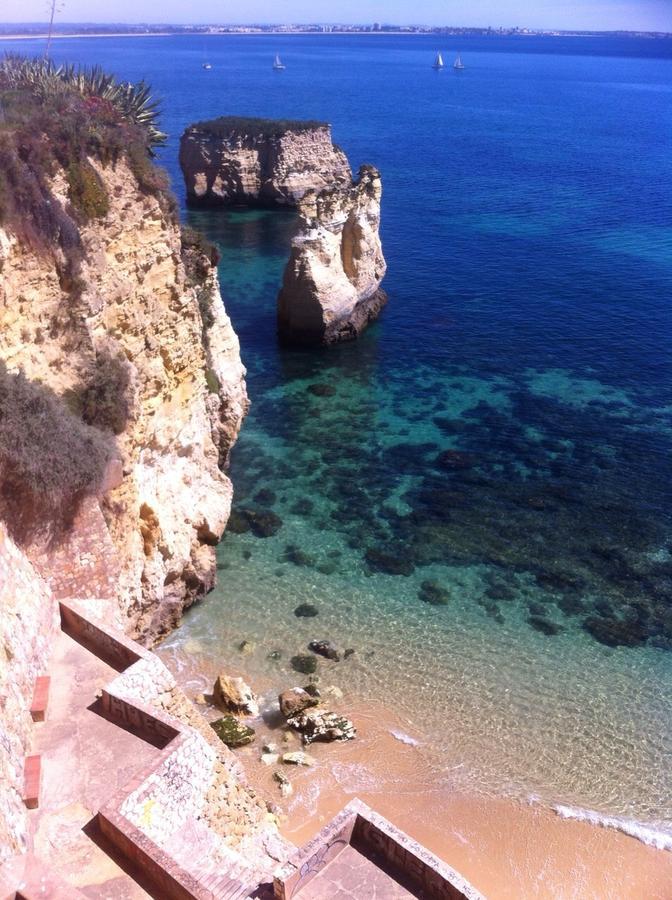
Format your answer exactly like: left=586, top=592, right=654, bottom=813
left=0, top=1, right=670, bottom=33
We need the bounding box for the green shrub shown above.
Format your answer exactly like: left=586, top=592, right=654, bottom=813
left=66, top=160, right=109, bottom=221
left=205, top=368, right=221, bottom=394
left=189, top=115, right=328, bottom=139
left=0, top=361, right=115, bottom=545
left=81, top=350, right=132, bottom=435
left=0, top=54, right=175, bottom=284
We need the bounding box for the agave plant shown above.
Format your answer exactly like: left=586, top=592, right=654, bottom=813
left=0, top=55, right=167, bottom=150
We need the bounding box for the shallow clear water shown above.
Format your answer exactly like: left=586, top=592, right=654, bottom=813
left=6, top=32, right=672, bottom=842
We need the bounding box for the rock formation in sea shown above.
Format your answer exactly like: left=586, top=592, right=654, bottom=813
left=179, top=116, right=351, bottom=207
left=277, top=164, right=388, bottom=345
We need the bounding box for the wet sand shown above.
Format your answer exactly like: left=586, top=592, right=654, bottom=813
left=236, top=697, right=672, bottom=899
left=157, top=638, right=672, bottom=899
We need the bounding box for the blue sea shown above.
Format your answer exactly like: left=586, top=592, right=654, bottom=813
left=6, top=32, right=672, bottom=858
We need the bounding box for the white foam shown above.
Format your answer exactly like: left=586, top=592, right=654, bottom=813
left=389, top=728, right=420, bottom=747
left=554, top=804, right=672, bottom=852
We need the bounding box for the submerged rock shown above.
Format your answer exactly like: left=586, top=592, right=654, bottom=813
left=291, top=654, right=318, bottom=675
left=242, top=508, right=283, bottom=538
left=308, top=639, right=341, bottom=661
left=253, top=487, right=277, bottom=506
left=210, top=715, right=256, bottom=748
left=212, top=674, right=259, bottom=716
left=226, top=509, right=252, bottom=534
left=582, top=616, right=648, bottom=648
left=279, top=687, right=319, bottom=718
left=364, top=547, right=415, bottom=577
left=282, top=544, right=315, bottom=567
left=287, top=709, right=356, bottom=745
left=307, top=383, right=336, bottom=397
left=294, top=603, right=319, bottom=618
left=418, top=580, right=450, bottom=606
left=528, top=616, right=563, bottom=636
left=434, top=449, right=474, bottom=471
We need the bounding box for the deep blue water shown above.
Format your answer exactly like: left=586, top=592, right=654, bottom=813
left=6, top=33, right=672, bottom=841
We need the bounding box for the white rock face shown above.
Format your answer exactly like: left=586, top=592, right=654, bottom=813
left=277, top=165, right=387, bottom=346
left=0, top=158, right=248, bottom=642
left=179, top=120, right=351, bottom=207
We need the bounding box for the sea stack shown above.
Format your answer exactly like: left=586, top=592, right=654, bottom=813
left=277, top=165, right=387, bottom=346
left=179, top=116, right=351, bottom=207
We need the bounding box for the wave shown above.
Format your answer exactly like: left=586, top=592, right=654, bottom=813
left=554, top=804, right=672, bottom=852
left=389, top=728, right=420, bottom=747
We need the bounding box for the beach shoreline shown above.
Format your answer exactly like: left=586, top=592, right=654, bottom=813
left=159, top=641, right=672, bottom=899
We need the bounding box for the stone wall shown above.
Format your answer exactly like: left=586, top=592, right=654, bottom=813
left=0, top=524, right=58, bottom=863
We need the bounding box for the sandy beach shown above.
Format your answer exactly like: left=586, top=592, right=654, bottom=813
left=242, top=697, right=672, bottom=899
left=162, top=640, right=672, bottom=900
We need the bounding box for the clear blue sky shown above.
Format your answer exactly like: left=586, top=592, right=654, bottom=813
left=0, top=1, right=670, bottom=32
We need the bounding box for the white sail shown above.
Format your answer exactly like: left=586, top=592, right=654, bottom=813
left=453, top=54, right=465, bottom=69
left=273, top=54, right=285, bottom=69
left=433, top=52, right=444, bottom=69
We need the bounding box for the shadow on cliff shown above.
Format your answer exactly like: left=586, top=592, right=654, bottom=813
left=0, top=361, right=117, bottom=548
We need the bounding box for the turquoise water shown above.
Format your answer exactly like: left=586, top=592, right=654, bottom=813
left=6, top=33, right=672, bottom=844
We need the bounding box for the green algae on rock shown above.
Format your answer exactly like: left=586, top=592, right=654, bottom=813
left=210, top=715, right=256, bottom=748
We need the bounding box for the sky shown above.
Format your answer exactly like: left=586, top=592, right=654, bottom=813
left=0, top=0, right=670, bottom=32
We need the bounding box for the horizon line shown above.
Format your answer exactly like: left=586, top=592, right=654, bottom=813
left=1, top=22, right=671, bottom=38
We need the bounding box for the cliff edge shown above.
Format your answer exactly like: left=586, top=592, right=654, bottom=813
left=277, top=164, right=388, bottom=345
left=179, top=116, right=351, bottom=207
left=0, top=60, right=248, bottom=642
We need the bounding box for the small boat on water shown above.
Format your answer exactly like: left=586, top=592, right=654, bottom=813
left=202, top=63, right=212, bottom=70
left=453, top=54, right=465, bottom=70
left=432, top=52, right=444, bottom=70
left=272, top=54, right=286, bottom=71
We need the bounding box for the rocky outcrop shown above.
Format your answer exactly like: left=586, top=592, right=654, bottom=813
left=213, top=674, right=259, bottom=716
left=179, top=117, right=351, bottom=207
left=277, top=165, right=387, bottom=346
left=0, top=156, right=248, bottom=643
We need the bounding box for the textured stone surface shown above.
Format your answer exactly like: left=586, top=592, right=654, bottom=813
left=0, top=524, right=58, bottom=863
left=0, top=157, right=248, bottom=643
left=277, top=165, right=387, bottom=346
left=213, top=674, right=259, bottom=716
left=180, top=121, right=351, bottom=207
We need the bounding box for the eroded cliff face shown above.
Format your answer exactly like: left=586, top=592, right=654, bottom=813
left=0, top=158, right=248, bottom=642
left=179, top=119, right=351, bottom=207
left=277, top=164, right=388, bottom=346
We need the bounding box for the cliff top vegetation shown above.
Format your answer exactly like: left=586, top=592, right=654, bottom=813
left=0, top=55, right=171, bottom=282
left=188, top=115, right=329, bottom=139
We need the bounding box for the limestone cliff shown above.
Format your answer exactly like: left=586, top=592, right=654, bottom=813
left=0, top=156, right=248, bottom=643
left=179, top=117, right=351, bottom=207
left=277, top=164, right=388, bottom=345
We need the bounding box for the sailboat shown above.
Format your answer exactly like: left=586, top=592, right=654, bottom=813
left=272, top=54, right=286, bottom=71
left=453, top=54, right=465, bottom=70
left=432, top=52, right=444, bottom=70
